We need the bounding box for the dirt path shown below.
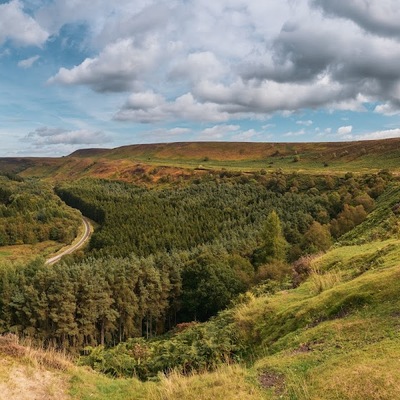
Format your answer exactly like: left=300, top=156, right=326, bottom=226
left=45, top=217, right=92, bottom=265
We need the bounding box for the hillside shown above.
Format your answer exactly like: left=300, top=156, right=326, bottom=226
left=1, top=139, right=400, bottom=183
left=1, top=182, right=400, bottom=399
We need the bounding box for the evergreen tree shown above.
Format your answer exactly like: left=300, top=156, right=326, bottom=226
left=260, top=210, right=288, bottom=264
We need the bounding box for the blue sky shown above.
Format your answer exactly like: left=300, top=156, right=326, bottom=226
left=1, top=0, right=400, bottom=156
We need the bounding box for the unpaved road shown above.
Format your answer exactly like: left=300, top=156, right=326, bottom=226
left=45, top=217, right=91, bottom=265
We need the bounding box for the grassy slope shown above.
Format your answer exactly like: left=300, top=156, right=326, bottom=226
left=1, top=138, right=400, bottom=182
left=229, top=185, right=400, bottom=399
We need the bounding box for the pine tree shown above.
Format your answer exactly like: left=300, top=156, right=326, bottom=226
left=260, top=210, right=288, bottom=263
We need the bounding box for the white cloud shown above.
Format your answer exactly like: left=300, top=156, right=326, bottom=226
left=0, top=0, right=48, bottom=46
left=194, top=77, right=351, bottom=115
left=356, top=128, right=400, bottom=141
left=169, top=51, right=225, bottom=83
left=4, top=0, right=400, bottom=152
left=337, top=125, right=353, bottom=135
left=123, top=91, right=165, bottom=110
left=18, top=55, right=40, bottom=69
left=40, top=0, right=400, bottom=127
left=48, top=38, right=160, bottom=92
left=296, top=120, right=313, bottom=126
left=198, top=124, right=240, bottom=140
left=312, top=0, right=400, bottom=39
left=115, top=92, right=230, bottom=123
left=26, top=126, right=110, bottom=146
left=231, top=129, right=260, bottom=141
left=374, top=102, right=400, bottom=116
left=284, top=129, right=306, bottom=137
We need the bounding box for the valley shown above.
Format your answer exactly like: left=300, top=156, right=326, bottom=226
left=0, top=139, right=400, bottom=399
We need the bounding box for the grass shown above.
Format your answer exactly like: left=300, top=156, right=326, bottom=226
left=0, top=241, right=63, bottom=264
left=69, top=371, right=152, bottom=400
left=5, top=138, right=400, bottom=183
left=69, top=364, right=269, bottom=400
left=0, top=335, right=73, bottom=400
left=149, top=365, right=268, bottom=400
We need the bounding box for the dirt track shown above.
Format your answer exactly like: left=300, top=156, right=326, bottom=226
left=45, top=217, right=91, bottom=265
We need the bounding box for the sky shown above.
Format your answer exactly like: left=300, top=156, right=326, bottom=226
left=1, top=0, right=400, bottom=156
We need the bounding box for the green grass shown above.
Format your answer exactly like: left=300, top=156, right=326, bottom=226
left=69, top=364, right=269, bottom=400
left=69, top=370, right=153, bottom=400
left=238, top=251, right=400, bottom=399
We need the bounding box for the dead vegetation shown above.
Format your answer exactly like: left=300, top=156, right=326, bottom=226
left=0, top=335, right=73, bottom=400
left=0, top=334, right=73, bottom=371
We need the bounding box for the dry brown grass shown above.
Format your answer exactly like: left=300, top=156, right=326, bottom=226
left=0, top=335, right=74, bottom=400
left=0, top=334, right=73, bottom=371
left=0, top=241, right=63, bottom=264
left=308, top=266, right=343, bottom=294
left=146, top=365, right=268, bottom=400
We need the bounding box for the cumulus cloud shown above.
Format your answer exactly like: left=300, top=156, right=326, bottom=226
left=115, top=92, right=230, bottom=123
left=4, top=0, right=400, bottom=149
left=240, top=18, right=400, bottom=107
left=356, top=128, right=400, bottom=140
left=311, top=0, right=400, bottom=39
left=168, top=51, right=225, bottom=83
left=26, top=126, right=110, bottom=146
left=18, top=55, right=40, bottom=69
left=0, top=0, right=48, bottom=46
left=42, top=0, right=400, bottom=122
left=194, top=77, right=353, bottom=115
left=48, top=38, right=160, bottom=92
left=337, top=125, right=353, bottom=136
left=197, top=125, right=240, bottom=140
left=374, top=102, right=400, bottom=116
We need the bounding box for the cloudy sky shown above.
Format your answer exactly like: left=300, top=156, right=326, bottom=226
left=1, top=0, right=400, bottom=156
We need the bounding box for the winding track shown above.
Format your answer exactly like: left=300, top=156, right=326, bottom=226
left=45, top=217, right=92, bottom=265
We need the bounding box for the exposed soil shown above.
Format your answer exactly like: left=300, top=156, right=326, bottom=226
left=259, top=370, right=285, bottom=395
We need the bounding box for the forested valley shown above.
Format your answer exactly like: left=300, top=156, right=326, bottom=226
left=0, top=169, right=392, bottom=367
